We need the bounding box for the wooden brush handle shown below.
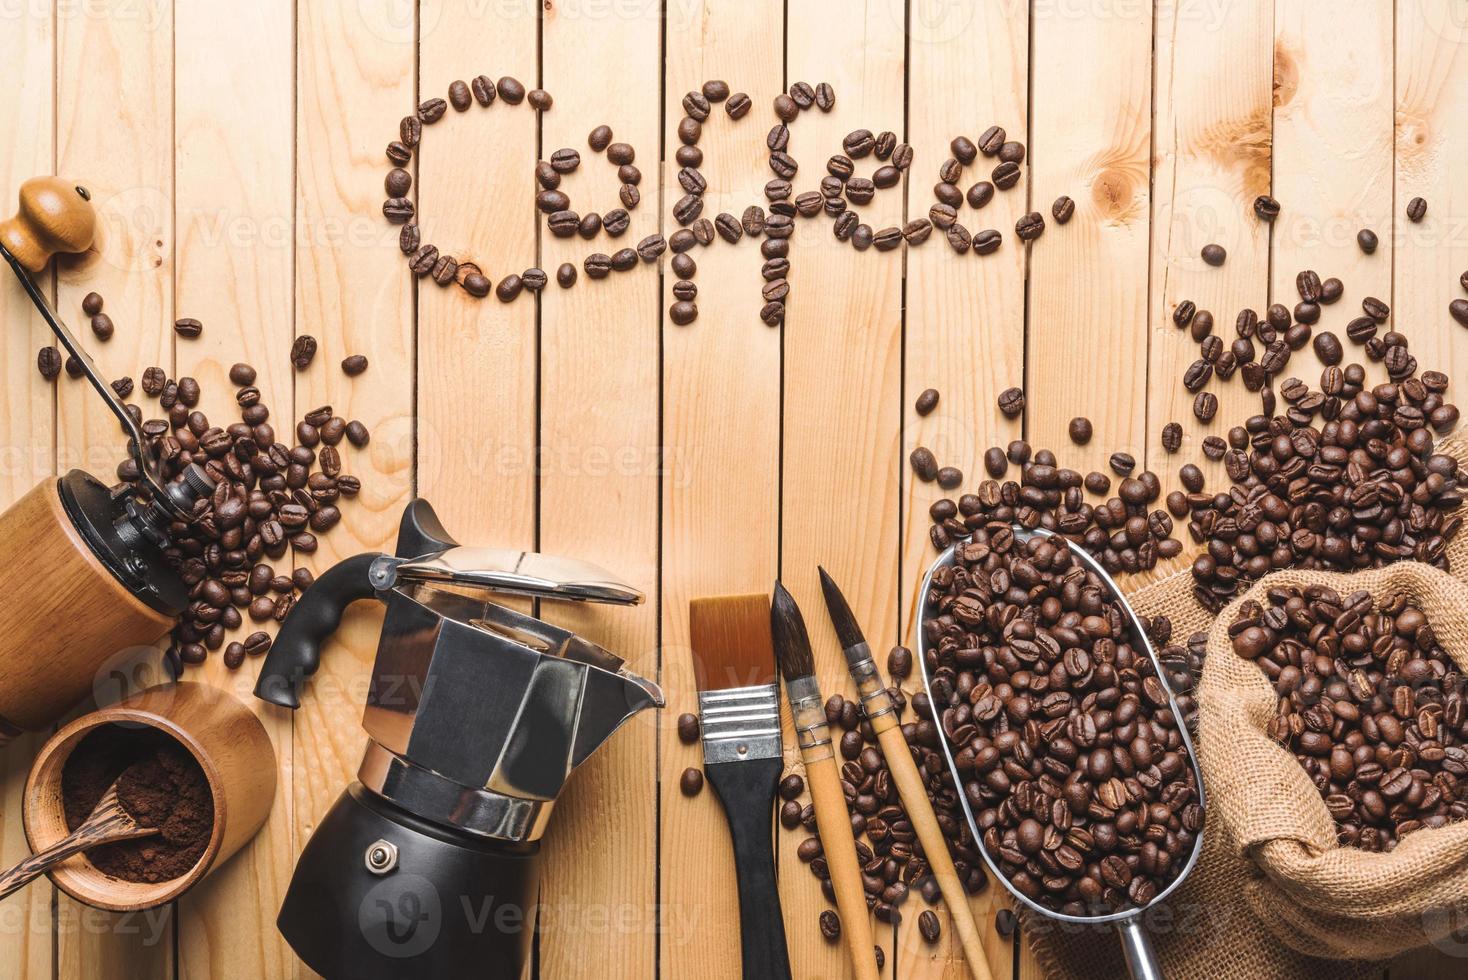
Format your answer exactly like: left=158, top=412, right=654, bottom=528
left=0, top=177, right=97, bottom=272
left=803, top=751, right=879, bottom=980
left=705, top=757, right=793, bottom=980
left=0, top=794, right=154, bottom=900
left=873, top=718, right=994, bottom=980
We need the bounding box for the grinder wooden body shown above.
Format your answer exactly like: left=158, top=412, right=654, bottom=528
left=0, top=478, right=176, bottom=735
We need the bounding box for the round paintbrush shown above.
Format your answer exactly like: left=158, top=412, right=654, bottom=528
left=771, top=582, right=879, bottom=980
left=818, top=567, right=996, bottom=980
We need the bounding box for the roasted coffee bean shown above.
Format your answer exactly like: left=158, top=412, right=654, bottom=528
left=679, top=768, right=704, bottom=797
left=290, top=335, right=317, bottom=370
left=1110, top=452, right=1136, bottom=476
left=36, top=347, right=61, bottom=380
left=892, top=143, right=914, bottom=169
left=676, top=713, right=700, bottom=744
left=383, top=195, right=415, bottom=223
left=814, top=82, right=835, bottom=112
left=779, top=774, right=805, bottom=801
left=910, top=447, right=939, bottom=482
left=670, top=301, right=699, bottom=327
left=725, top=92, right=751, bottom=118
left=1015, top=212, right=1045, bottom=242
left=1451, top=299, right=1468, bottom=327
left=81, top=291, right=104, bottom=316
left=843, top=129, right=876, bottom=158
left=1052, top=195, right=1075, bottom=224
left=973, top=229, right=1002, bottom=254
left=90, top=313, right=114, bottom=341
left=992, top=161, right=1021, bottom=190
left=915, top=388, right=940, bottom=416
left=1193, top=391, right=1218, bottom=422
left=496, top=274, right=524, bottom=302
left=495, top=76, right=525, bottom=104
left=965, top=180, right=995, bottom=210
left=819, top=910, right=841, bottom=941
left=1253, top=195, right=1280, bottom=221
left=1357, top=228, right=1378, bottom=254
left=1407, top=196, right=1427, bottom=222
left=1161, top=421, right=1183, bottom=453
left=997, top=387, right=1025, bottom=418
left=1068, top=417, right=1093, bottom=444
left=936, top=466, right=962, bottom=490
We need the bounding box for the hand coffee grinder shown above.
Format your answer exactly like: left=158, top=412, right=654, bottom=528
left=0, top=176, right=214, bottom=739
left=255, top=499, right=663, bottom=979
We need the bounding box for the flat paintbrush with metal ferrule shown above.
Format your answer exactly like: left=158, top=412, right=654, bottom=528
left=818, top=567, right=995, bottom=980
left=770, top=582, right=878, bottom=980
left=690, top=594, right=793, bottom=980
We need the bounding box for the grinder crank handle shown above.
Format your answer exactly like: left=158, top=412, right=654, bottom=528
left=0, top=177, right=186, bottom=518
left=253, top=552, right=381, bottom=709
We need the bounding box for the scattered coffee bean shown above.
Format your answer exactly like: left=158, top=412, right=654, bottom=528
left=1253, top=195, right=1280, bottom=221
left=1201, top=243, right=1226, bottom=266
left=679, top=767, right=704, bottom=797
left=915, top=388, right=940, bottom=416
left=291, top=335, right=318, bottom=370
left=997, top=387, right=1025, bottom=418
left=341, top=355, right=369, bottom=377
left=910, top=447, right=939, bottom=482
left=1068, top=417, right=1093, bottom=445
left=1407, top=196, right=1427, bottom=222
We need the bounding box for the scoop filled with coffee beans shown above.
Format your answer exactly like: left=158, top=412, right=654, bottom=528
left=917, top=523, right=1205, bottom=979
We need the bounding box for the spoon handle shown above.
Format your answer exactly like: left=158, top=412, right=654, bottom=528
left=0, top=799, right=154, bottom=900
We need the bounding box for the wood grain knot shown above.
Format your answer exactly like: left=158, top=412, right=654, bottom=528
left=1090, top=167, right=1137, bottom=221
left=1273, top=40, right=1300, bottom=108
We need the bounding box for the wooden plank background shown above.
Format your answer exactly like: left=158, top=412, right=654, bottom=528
left=0, top=1, right=1466, bottom=978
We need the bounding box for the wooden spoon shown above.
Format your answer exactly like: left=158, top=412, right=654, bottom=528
left=0, top=779, right=158, bottom=899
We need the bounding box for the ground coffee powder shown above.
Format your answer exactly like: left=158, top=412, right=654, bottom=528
left=61, top=724, right=213, bottom=884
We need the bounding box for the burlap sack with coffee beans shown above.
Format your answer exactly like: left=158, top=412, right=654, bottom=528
left=1024, top=433, right=1468, bottom=978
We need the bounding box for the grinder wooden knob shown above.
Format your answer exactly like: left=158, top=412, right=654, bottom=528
left=0, top=177, right=97, bottom=272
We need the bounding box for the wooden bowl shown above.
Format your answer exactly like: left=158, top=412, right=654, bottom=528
left=22, top=681, right=275, bottom=911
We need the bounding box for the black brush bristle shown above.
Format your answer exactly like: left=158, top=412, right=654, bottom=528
left=817, top=566, right=865, bottom=650
left=770, top=581, right=815, bottom=682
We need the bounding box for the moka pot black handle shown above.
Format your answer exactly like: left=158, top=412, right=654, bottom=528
left=253, top=552, right=380, bottom=709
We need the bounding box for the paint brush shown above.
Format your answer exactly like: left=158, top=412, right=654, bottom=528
left=770, top=581, right=879, bottom=980
left=817, top=567, right=996, bottom=980
left=690, top=594, right=793, bottom=980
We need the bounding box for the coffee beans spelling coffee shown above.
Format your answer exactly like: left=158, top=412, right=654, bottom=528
left=921, top=525, right=1203, bottom=914
left=1230, top=586, right=1468, bottom=851
left=383, top=80, right=1068, bottom=327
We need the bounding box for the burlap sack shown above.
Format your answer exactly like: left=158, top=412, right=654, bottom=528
left=1198, top=560, right=1468, bottom=961
left=1024, top=432, right=1468, bottom=978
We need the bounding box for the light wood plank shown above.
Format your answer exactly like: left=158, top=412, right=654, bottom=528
left=293, top=7, right=416, bottom=978
left=56, top=2, right=176, bottom=973
left=901, top=2, right=1028, bottom=976
left=660, top=2, right=784, bottom=976
left=416, top=0, right=538, bottom=542
left=1027, top=1, right=1153, bottom=474
left=538, top=2, right=661, bottom=976
left=1146, top=0, right=1273, bottom=522
left=1394, top=0, right=1468, bottom=392
left=172, top=0, right=296, bottom=976
left=783, top=3, right=905, bottom=976
left=1272, top=0, right=1394, bottom=389
left=0, top=2, right=56, bottom=975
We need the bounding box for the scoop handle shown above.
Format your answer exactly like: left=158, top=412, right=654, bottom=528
left=0, top=787, right=155, bottom=900
left=0, top=177, right=96, bottom=272
left=1117, top=916, right=1165, bottom=980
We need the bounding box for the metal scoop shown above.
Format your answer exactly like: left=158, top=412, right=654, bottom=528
left=916, top=526, right=1206, bottom=980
